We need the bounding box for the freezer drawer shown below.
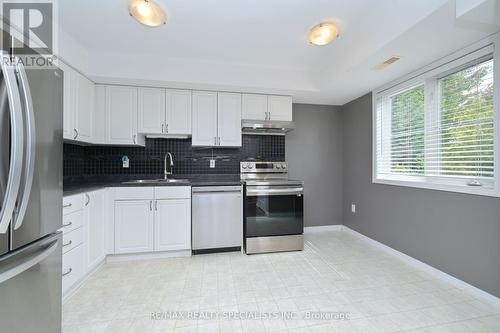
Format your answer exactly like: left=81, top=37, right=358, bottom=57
left=0, top=232, right=62, bottom=333
left=192, top=186, right=243, bottom=252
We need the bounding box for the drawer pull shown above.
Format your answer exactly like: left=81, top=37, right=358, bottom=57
left=62, top=221, right=73, bottom=228
left=63, top=203, right=72, bottom=208
left=62, top=268, right=72, bottom=277
left=63, top=240, right=72, bottom=247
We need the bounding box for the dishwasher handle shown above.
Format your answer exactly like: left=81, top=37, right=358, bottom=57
left=192, top=186, right=242, bottom=193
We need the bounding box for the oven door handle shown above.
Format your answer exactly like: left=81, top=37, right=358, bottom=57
left=246, top=187, right=303, bottom=196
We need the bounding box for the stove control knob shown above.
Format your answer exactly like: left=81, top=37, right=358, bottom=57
left=246, top=163, right=253, bottom=169
left=276, top=164, right=282, bottom=169
left=282, top=164, right=287, bottom=169
left=242, top=164, right=247, bottom=169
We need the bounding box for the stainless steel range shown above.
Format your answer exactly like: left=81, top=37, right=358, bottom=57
left=240, top=161, right=304, bottom=254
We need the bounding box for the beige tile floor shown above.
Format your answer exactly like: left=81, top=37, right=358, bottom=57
left=63, top=230, right=500, bottom=332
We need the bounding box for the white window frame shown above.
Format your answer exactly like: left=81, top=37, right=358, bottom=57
left=372, top=34, right=500, bottom=197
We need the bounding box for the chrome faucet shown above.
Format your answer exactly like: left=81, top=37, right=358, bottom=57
left=164, top=152, right=174, bottom=179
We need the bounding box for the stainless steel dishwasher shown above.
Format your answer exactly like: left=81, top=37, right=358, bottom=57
left=192, top=186, right=243, bottom=254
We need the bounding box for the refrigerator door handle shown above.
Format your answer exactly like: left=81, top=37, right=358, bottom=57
left=13, top=61, right=36, bottom=230
left=0, top=238, right=58, bottom=284
left=0, top=51, right=25, bottom=234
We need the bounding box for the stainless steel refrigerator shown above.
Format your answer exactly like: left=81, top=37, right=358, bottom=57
left=0, top=49, right=63, bottom=332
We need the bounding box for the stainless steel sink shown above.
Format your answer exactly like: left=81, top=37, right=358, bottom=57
left=122, top=178, right=189, bottom=185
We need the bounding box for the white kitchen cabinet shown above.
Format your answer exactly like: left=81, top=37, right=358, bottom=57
left=60, top=62, right=94, bottom=143
left=267, top=95, right=293, bottom=121
left=154, top=199, right=191, bottom=251
left=218, top=92, right=242, bottom=147
left=86, top=190, right=106, bottom=270
left=192, top=91, right=218, bottom=146
left=74, top=72, right=94, bottom=142
left=138, top=87, right=165, bottom=134
left=114, top=200, right=154, bottom=254
left=62, top=244, right=85, bottom=295
left=105, top=86, right=144, bottom=145
left=166, top=89, right=192, bottom=135
left=242, top=94, right=267, bottom=121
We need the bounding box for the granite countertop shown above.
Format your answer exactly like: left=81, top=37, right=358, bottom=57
left=63, top=174, right=243, bottom=196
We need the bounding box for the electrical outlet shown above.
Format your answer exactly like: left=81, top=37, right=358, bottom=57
left=351, top=204, right=356, bottom=213
left=210, top=159, right=216, bottom=168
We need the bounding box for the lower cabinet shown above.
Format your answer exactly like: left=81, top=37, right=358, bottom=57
left=113, top=187, right=191, bottom=254
left=114, top=200, right=154, bottom=254
left=155, top=199, right=191, bottom=251
left=86, top=190, right=106, bottom=269
left=62, top=242, right=85, bottom=295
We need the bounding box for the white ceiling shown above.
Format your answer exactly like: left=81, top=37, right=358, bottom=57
left=58, top=0, right=500, bottom=105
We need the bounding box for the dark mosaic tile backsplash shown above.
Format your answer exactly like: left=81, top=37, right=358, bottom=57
left=64, top=135, right=285, bottom=178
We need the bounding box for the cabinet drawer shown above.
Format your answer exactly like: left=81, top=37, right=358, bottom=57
left=63, top=194, right=85, bottom=215
left=62, top=244, right=85, bottom=295
left=155, top=186, right=191, bottom=199
left=113, top=187, right=154, bottom=200
left=61, top=210, right=84, bottom=234
left=62, top=227, right=84, bottom=254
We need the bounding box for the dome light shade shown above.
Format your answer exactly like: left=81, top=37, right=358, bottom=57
left=308, top=22, right=339, bottom=46
left=129, top=0, right=166, bottom=27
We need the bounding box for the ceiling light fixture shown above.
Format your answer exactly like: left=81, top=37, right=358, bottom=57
left=128, top=0, right=166, bottom=27
left=308, top=22, right=339, bottom=46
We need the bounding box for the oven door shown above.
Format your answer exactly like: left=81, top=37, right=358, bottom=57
left=245, top=185, right=303, bottom=238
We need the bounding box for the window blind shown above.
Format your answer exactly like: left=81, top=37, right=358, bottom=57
left=375, top=54, right=495, bottom=191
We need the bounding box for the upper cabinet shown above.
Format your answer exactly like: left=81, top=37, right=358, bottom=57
left=138, top=87, right=165, bottom=134
left=242, top=94, right=292, bottom=122
left=166, top=89, right=192, bottom=135
left=137, top=88, right=192, bottom=136
left=192, top=91, right=242, bottom=147
left=94, top=85, right=145, bottom=146
left=242, top=94, right=267, bottom=121
left=267, top=95, right=293, bottom=121
left=192, top=91, right=218, bottom=146
left=60, top=62, right=95, bottom=143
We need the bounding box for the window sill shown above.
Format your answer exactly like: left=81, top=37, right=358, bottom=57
left=373, top=176, right=499, bottom=198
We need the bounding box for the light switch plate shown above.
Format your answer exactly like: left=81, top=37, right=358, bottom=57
left=210, top=159, right=216, bottom=168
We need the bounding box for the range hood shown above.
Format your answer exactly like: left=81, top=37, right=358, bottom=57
left=241, top=120, right=295, bottom=135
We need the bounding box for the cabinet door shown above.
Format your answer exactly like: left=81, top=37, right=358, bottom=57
left=218, top=92, right=242, bottom=147
left=192, top=91, right=217, bottom=146
left=267, top=95, right=292, bottom=121
left=114, top=200, right=154, bottom=254
left=242, top=94, right=267, bottom=121
left=138, top=87, right=165, bottom=134
left=166, top=89, right=191, bottom=135
left=60, top=62, right=76, bottom=140
left=93, top=85, right=106, bottom=144
left=154, top=199, right=191, bottom=251
left=105, top=86, right=139, bottom=145
left=86, top=190, right=105, bottom=269
left=75, top=73, right=94, bottom=142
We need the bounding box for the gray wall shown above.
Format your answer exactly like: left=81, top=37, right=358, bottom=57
left=342, top=93, right=500, bottom=297
left=286, top=104, right=343, bottom=227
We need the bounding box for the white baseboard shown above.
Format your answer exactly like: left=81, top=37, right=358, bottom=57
left=304, top=225, right=342, bottom=233
left=342, top=226, right=500, bottom=309
left=106, top=250, right=191, bottom=263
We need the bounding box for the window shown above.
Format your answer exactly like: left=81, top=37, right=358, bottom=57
left=374, top=45, right=498, bottom=196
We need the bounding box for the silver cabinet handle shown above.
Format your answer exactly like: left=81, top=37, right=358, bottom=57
left=218, top=136, right=221, bottom=146
left=13, top=60, right=37, bottom=231
left=166, top=124, right=169, bottom=133
left=214, top=136, right=217, bottom=145
left=133, top=134, right=137, bottom=144
left=73, top=128, right=78, bottom=139
left=62, top=221, right=72, bottom=228
left=63, top=240, right=72, bottom=247
left=0, top=238, right=58, bottom=284
left=62, top=268, right=72, bottom=277
left=161, top=124, right=164, bottom=133
left=0, top=51, right=25, bottom=234
left=63, top=203, right=72, bottom=208
left=149, top=200, right=153, bottom=211
left=85, top=193, right=90, bottom=206
left=154, top=200, right=158, bottom=211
